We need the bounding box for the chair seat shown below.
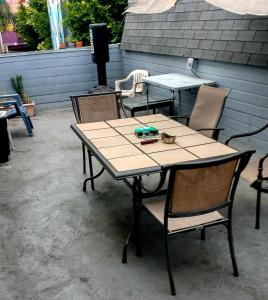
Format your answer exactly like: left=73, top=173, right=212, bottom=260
left=144, top=200, right=224, bottom=233
left=242, top=158, right=268, bottom=183
left=121, top=90, right=132, bottom=97
left=5, top=108, right=17, bottom=119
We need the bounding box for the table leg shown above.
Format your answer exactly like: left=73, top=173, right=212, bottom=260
left=178, top=90, right=182, bottom=117
left=122, top=176, right=142, bottom=263
left=146, top=82, right=150, bottom=115
left=83, top=166, right=105, bottom=192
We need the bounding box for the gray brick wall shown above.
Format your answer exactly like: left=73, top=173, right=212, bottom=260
left=121, top=0, right=268, bottom=67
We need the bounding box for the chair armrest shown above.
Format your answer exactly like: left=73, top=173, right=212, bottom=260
left=258, top=153, right=268, bottom=180
left=196, top=128, right=224, bottom=140
left=0, top=94, right=20, bottom=100
left=115, top=74, right=133, bottom=91
left=225, top=123, right=268, bottom=145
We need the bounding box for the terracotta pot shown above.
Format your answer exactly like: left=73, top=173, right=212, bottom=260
left=59, top=42, right=66, bottom=49
left=75, top=40, right=83, bottom=48
left=0, top=102, right=35, bottom=117
left=23, top=102, right=35, bottom=117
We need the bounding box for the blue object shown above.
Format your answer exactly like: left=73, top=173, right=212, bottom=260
left=0, top=94, right=33, bottom=136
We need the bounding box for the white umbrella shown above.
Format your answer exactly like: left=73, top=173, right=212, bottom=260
left=205, top=0, right=268, bottom=16
left=125, top=0, right=268, bottom=15
left=125, top=0, right=177, bottom=14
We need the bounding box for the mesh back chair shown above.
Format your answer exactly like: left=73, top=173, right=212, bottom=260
left=115, top=69, right=149, bottom=98
left=125, top=150, right=254, bottom=296
left=180, top=85, right=229, bottom=140
left=70, top=92, right=120, bottom=191
left=225, top=123, right=268, bottom=229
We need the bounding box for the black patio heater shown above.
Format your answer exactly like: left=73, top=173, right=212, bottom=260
left=89, top=23, right=111, bottom=93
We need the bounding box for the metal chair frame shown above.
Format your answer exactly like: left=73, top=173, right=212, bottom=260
left=70, top=91, right=121, bottom=191
left=0, top=94, right=33, bottom=136
left=172, top=85, right=230, bottom=140
left=122, top=150, right=254, bottom=296
left=225, top=123, right=268, bottom=229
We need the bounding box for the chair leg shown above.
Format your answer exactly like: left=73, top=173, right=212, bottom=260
left=82, top=143, right=86, bottom=174
left=201, top=228, right=206, bottom=240
left=255, top=189, right=262, bottom=230
left=122, top=229, right=133, bottom=263
left=21, top=113, right=33, bottom=136
left=164, top=234, right=176, bottom=296
left=28, top=116, right=34, bottom=129
left=88, top=150, right=95, bottom=191
left=226, top=222, right=239, bottom=277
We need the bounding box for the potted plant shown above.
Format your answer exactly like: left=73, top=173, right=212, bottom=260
left=75, top=40, right=83, bottom=48
left=11, top=75, right=35, bottom=116
left=66, top=35, right=75, bottom=48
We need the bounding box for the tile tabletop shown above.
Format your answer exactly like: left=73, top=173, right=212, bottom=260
left=73, top=113, right=237, bottom=178
left=109, top=154, right=158, bottom=172
left=135, top=113, right=169, bottom=123
left=76, top=121, right=110, bottom=131
left=187, top=142, right=237, bottom=159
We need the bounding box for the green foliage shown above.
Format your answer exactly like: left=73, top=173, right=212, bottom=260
left=0, top=2, right=14, bottom=32
left=11, top=75, right=31, bottom=104
left=15, top=0, right=52, bottom=50
left=62, top=0, right=127, bottom=45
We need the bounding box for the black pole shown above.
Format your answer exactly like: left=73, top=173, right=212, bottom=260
left=97, top=62, right=107, bottom=86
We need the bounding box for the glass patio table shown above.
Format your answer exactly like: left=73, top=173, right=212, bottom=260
left=143, top=73, right=215, bottom=116
left=71, top=113, right=238, bottom=261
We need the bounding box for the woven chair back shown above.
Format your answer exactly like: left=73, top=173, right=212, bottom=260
left=169, top=159, right=238, bottom=215
left=74, top=92, right=119, bottom=123
left=189, top=85, right=229, bottom=138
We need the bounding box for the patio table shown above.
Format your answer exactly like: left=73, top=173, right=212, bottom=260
left=71, top=113, right=237, bottom=261
left=143, top=73, right=216, bottom=116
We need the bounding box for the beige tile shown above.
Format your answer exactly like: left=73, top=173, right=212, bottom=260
left=176, top=133, right=216, bottom=148
left=145, top=119, right=183, bottom=130
left=106, top=118, right=140, bottom=127
left=149, top=149, right=198, bottom=165
left=115, top=124, right=141, bottom=135
left=83, top=128, right=119, bottom=139
left=109, top=154, right=158, bottom=172
left=124, top=133, right=145, bottom=144
left=90, top=135, right=130, bottom=148
left=164, top=126, right=196, bottom=137
left=135, top=113, right=169, bottom=123
left=136, top=140, right=180, bottom=154
left=98, top=144, right=142, bottom=159
left=76, top=122, right=110, bottom=131
left=187, top=142, right=237, bottom=159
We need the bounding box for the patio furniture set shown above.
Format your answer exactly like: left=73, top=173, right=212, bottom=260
left=0, top=71, right=266, bottom=295
left=70, top=72, right=267, bottom=295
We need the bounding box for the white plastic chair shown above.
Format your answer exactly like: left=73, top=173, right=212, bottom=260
left=115, top=69, right=149, bottom=98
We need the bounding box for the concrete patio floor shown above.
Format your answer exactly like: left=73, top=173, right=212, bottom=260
left=0, top=109, right=267, bottom=300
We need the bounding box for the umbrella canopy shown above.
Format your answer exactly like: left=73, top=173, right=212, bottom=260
left=205, top=0, right=268, bottom=16
left=125, top=0, right=177, bottom=14
left=125, top=0, right=268, bottom=15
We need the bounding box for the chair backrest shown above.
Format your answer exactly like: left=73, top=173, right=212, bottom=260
left=188, top=85, right=229, bottom=138
left=70, top=92, right=120, bottom=123
left=165, top=151, right=254, bottom=217
left=131, top=69, right=149, bottom=94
